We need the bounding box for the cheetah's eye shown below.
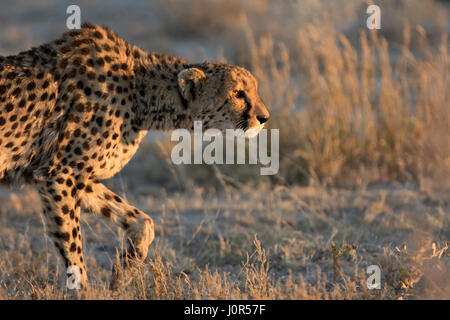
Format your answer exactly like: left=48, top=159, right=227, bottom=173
left=233, top=90, right=246, bottom=99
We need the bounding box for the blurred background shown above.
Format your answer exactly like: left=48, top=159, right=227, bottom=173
left=0, top=0, right=449, bottom=299
left=1, top=0, right=448, bottom=192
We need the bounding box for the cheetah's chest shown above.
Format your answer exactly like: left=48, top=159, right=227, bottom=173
left=90, top=126, right=147, bottom=180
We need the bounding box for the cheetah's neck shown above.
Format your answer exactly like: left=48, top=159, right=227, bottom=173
left=132, top=48, right=195, bottom=132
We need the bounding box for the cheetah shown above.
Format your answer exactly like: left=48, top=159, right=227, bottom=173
left=0, top=22, right=270, bottom=290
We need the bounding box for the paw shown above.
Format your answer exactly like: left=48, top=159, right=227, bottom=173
left=126, top=217, right=155, bottom=260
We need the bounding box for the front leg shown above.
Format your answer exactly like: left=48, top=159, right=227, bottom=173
left=80, top=179, right=155, bottom=262
left=37, top=171, right=88, bottom=290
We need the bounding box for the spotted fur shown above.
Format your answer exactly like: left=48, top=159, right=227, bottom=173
left=0, top=22, right=269, bottom=289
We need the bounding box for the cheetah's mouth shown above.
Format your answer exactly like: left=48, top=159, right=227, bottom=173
left=203, top=121, right=264, bottom=138
left=244, top=124, right=264, bottom=138
left=228, top=123, right=264, bottom=138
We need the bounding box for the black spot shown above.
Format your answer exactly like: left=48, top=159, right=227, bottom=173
left=76, top=182, right=85, bottom=190
left=12, top=87, right=21, bottom=97
left=96, top=58, right=104, bottom=67
left=60, top=58, right=68, bottom=69
left=75, top=103, right=84, bottom=112
left=54, top=232, right=70, bottom=242
left=6, top=72, right=17, bottom=80
left=5, top=103, right=13, bottom=112
left=55, top=216, right=63, bottom=226
left=94, top=31, right=103, bottom=39
left=62, top=205, right=69, bottom=214
left=101, top=207, right=111, bottom=218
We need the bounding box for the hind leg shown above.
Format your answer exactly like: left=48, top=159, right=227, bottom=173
left=37, top=172, right=88, bottom=290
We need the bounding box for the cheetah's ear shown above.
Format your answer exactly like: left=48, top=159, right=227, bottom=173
left=177, top=68, right=206, bottom=101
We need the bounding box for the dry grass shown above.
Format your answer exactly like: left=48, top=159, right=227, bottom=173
left=0, top=185, right=448, bottom=299
left=136, top=17, right=449, bottom=189
left=271, top=24, right=449, bottom=186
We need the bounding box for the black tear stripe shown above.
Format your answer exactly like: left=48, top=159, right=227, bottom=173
left=234, top=93, right=251, bottom=131
left=242, top=94, right=252, bottom=120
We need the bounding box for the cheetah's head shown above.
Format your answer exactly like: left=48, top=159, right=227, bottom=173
left=178, top=62, right=270, bottom=138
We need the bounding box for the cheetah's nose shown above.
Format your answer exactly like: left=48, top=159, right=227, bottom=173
left=256, top=115, right=269, bottom=124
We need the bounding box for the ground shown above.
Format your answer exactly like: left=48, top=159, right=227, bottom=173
left=0, top=172, right=448, bottom=299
